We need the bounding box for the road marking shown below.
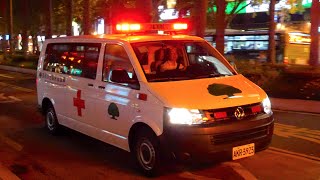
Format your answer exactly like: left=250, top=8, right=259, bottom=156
left=0, top=82, right=34, bottom=93
left=222, top=162, right=257, bottom=180
left=268, top=147, right=320, bottom=163
left=0, top=94, right=22, bottom=104
left=179, top=171, right=220, bottom=180
left=0, top=74, right=14, bottom=79
left=0, top=133, right=23, bottom=152
left=274, top=123, right=320, bottom=144
left=0, top=163, right=21, bottom=180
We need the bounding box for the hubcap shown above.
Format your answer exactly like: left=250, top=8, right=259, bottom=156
left=46, top=111, right=55, bottom=131
left=138, top=140, right=155, bottom=170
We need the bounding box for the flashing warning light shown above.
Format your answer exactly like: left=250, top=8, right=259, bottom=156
left=173, top=23, right=188, bottom=30
left=115, top=23, right=188, bottom=33
left=116, top=24, right=141, bottom=31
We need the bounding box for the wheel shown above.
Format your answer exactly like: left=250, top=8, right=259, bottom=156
left=133, top=129, right=161, bottom=176
left=45, top=106, right=60, bottom=135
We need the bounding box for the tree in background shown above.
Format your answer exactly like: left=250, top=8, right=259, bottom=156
left=309, top=0, right=319, bottom=66
left=45, top=0, right=53, bottom=39
left=4, top=0, right=46, bottom=54
left=66, top=0, right=73, bottom=36
left=83, top=0, right=90, bottom=35
left=269, top=0, right=304, bottom=64
left=268, top=0, right=276, bottom=64
left=215, top=0, right=227, bottom=54
left=0, top=0, right=8, bottom=53
left=176, top=0, right=308, bottom=63
left=21, top=0, right=29, bottom=55
left=53, top=0, right=109, bottom=35
left=176, top=0, right=261, bottom=54
left=53, top=0, right=152, bottom=35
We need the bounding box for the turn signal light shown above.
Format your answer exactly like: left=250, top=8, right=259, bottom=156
left=137, top=93, right=147, bottom=101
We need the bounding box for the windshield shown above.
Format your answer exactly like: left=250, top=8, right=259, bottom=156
left=131, top=40, right=236, bottom=82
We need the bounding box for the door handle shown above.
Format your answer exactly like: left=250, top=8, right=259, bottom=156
left=98, top=86, right=105, bottom=89
left=88, top=83, right=94, bottom=87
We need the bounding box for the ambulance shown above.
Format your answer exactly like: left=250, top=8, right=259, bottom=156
left=37, top=23, right=274, bottom=175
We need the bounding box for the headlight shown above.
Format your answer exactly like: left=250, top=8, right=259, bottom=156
left=262, top=97, right=272, bottom=114
left=168, top=108, right=205, bottom=125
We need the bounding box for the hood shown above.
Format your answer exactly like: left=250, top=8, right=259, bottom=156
left=148, top=74, right=267, bottom=110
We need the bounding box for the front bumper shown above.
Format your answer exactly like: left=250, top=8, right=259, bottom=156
left=159, top=113, right=274, bottom=160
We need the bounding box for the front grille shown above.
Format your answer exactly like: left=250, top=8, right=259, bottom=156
left=203, top=102, right=264, bottom=122
left=210, top=125, right=270, bottom=145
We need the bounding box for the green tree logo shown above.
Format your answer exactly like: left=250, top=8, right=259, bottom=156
left=108, top=103, right=119, bottom=120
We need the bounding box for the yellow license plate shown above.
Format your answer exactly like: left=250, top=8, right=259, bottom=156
left=232, top=143, right=255, bottom=160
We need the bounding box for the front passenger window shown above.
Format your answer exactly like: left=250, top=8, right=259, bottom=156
left=103, top=44, right=137, bottom=86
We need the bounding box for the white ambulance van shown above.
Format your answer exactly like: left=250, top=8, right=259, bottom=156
left=37, top=23, right=274, bottom=175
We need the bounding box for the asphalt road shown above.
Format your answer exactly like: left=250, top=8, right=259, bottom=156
left=0, top=70, right=319, bottom=180
left=272, top=110, right=320, bottom=159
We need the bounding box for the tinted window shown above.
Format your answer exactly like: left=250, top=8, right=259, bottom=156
left=44, top=43, right=101, bottom=79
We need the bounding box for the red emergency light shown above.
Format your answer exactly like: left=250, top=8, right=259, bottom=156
left=173, top=23, right=188, bottom=30
left=115, top=23, right=188, bottom=33
left=116, top=23, right=141, bottom=31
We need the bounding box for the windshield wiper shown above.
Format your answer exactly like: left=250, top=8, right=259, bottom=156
left=192, top=73, right=231, bottom=79
left=148, top=76, right=191, bottom=82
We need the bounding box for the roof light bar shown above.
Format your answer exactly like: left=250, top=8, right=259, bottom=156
left=115, top=23, right=188, bottom=33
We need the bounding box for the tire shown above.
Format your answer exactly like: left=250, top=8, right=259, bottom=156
left=133, top=129, right=161, bottom=176
left=45, top=106, right=60, bottom=135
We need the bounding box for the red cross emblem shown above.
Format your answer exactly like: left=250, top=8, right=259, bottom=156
left=73, top=90, right=85, bottom=116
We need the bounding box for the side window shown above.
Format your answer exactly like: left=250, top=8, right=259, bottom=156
left=44, top=44, right=71, bottom=73
left=44, top=43, right=100, bottom=79
left=80, top=45, right=100, bottom=79
left=103, top=44, right=135, bottom=85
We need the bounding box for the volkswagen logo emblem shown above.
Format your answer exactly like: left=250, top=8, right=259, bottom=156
left=234, top=107, right=245, bottom=120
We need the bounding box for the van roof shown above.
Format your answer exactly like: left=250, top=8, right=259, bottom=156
left=45, top=34, right=204, bottom=43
